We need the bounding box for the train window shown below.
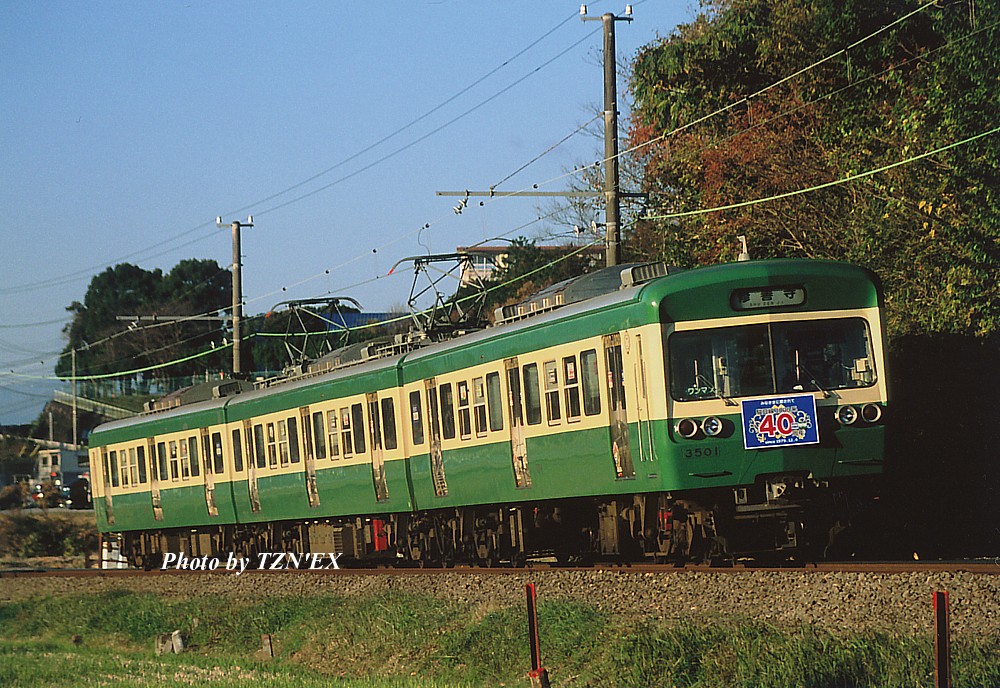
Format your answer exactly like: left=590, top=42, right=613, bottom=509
left=129, top=448, right=140, bottom=486
left=439, top=383, right=456, bottom=440
left=486, top=372, right=504, bottom=431
left=668, top=318, right=876, bottom=401
left=312, top=412, right=327, bottom=459
left=232, top=429, right=244, bottom=473
left=581, top=349, right=602, bottom=416
left=169, top=441, right=180, bottom=481
left=351, top=403, right=367, bottom=454
left=381, top=398, right=397, bottom=450
left=157, top=442, right=168, bottom=481
left=368, top=398, right=383, bottom=452
left=254, top=425, right=266, bottom=469
left=473, top=377, right=488, bottom=436
left=180, top=439, right=191, bottom=480
left=109, top=450, right=119, bottom=488
left=288, top=417, right=301, bottom=464
left=544, top=360, right=561, bottom=424
left=563, top=356, right=581, bottom=420
left=340, top=408, right=353, bottom=457
left=188, top=437, right=200, bottom=478
left=213, top=433, right=224, bottom=474
left=278, top=420, right=290, bottom=467
left=523, top=364, right=542, bottom=425
left=266, top=423, right=278, bottom=468
left=409, top=391, right=425, bottom=445
left=119, top=449, right=129, bottom=487
left=457, top=381, right=472, bottom=439
left=137, top=445, right=147, bottom=484
left=328, top=411, right=341, bottom=457
left=605, top=343, right=626, bottom=412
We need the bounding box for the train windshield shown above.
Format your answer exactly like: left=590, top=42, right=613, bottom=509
left=669, top=317, right=876, bottom=401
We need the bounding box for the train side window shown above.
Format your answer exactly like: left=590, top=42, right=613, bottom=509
left=351, top=403, right=367, bottom=454
left=381, top=398, right=397, bottom=450
left=439, top=383, right=456, bottom=440
left=339, top=408, right=353, bottom=457
left=169, top=441, right=180, bottom=481
left=523, top=363, right=542, bottom=426
left=312, top=411, right=327, bottom=459
left=288, top=416, right=301, bottom=463
left=266, top=423, right=277, bottom=468
left=212, top=433, right=224, bottom=474
left=486, top=372, right=504, bottom=431
left=564, top=356, right=581, bottom=421
left=109, top=450, right=120, bottom=488
left=409, top=391, right=425, bottom=445
left=129, top=447, right=140, bottom=485
left=253, top=425, right=266, bottom=469
left=581, top=349, right=602, bottom=416
left=188, top=437, right=200, bottom=477
left=473, top=377, right=488, bottom=436
left=457, top=381, right=472, bottom=439
left=137, top=445, right=147, bottom=484
left=544, top=360, right=561, bottom=424
left=232, top=429, right=244, bottom=473
left=119, top=449, right=129, bottom=487
left=179, top=439, right=191, bottom=480
left=368, top=397, right=383, bottom=452
left=278, top=420, right=290, bottom=467
left=157, top=442, right=168, bottom=481
left=328, top=410, right=341, bottom=458
left=606, top=342, right=626, bottom=412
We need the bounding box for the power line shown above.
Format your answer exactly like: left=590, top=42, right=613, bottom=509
left=642, top=125, right=1000, bottom=220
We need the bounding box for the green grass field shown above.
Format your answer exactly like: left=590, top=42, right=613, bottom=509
left=1, top=590, right=998, bottom=687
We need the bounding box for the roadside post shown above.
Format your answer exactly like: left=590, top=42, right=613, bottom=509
left=526, top=583, right=551, bottom=688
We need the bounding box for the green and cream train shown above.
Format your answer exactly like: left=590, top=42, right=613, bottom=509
left=89, top=258, right=887, bottom=567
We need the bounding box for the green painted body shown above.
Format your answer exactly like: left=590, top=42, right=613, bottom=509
left=90, top=259, right=886, bottom=535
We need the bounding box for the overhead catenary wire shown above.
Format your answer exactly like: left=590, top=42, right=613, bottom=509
left=0, top=11, right=587, bottom=298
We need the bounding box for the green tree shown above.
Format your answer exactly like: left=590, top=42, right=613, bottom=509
left=56, top=259, right=232, bottom=383
left=628, top=0, right=999, bottom=338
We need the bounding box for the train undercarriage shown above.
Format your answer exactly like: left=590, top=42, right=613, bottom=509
left=118, top=474, right=879, bottom=570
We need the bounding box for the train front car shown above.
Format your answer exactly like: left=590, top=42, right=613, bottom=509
left=642, top=259, right=887, bottom=561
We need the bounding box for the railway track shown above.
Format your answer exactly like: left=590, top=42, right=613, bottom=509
left=3, top=559, right=998, bottom=578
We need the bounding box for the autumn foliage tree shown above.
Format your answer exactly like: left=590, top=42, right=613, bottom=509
left=627, top=0, right=999, bottom=339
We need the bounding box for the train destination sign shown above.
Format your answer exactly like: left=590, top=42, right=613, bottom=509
left=741, top=393, right=820, bottom=449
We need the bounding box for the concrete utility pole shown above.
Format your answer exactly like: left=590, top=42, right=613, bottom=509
left=582, top=4, right=632, bottom=267
left=216, top=216, right=253, bottom=376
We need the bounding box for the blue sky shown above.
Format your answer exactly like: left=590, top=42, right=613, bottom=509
left=0, top=1, right=690, bottom=425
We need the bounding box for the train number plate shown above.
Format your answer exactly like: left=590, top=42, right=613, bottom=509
left=741, top=394, right=820, bottom=449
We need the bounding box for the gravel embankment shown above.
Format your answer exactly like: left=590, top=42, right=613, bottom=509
left=3, top=568, right=999, bottom=637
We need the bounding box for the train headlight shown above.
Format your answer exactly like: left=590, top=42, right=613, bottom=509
left=676, top=418, right=699, bottom=439
left=701, top=416, right=724, bottom=437
left=836, top=405, right=858, bottom=426
left=861, top=403, right=882, bottom=423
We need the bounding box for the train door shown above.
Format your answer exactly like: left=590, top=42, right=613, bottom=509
left=425, top=378, right=448, bottom=497
left=366, top=392, right=390, bottom=502
left=100, top=447, right=115, bottom=525
left=244, top=419, right=261, bottom=512
left=146, top=438, right=163, bottom=521
left=504, top=357, right=532, bottom=488
left=200, top=428, right=219, bottom=517
left=299, top=406, right=321, bottom=507
left=604, top=333, right=635, bottom=479
left=633, top=333, right=655, bottom=463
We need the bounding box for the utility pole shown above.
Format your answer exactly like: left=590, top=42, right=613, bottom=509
left=216, top=216, right=253, bottom=377
left=71, top=347, right=77, bottom=447
left=582, top=4, right=632, bottom=267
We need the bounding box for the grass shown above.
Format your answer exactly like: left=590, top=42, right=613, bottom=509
left=1, top=590, right=998, bottom=687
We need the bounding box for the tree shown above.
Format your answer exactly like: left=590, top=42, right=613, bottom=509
left=56, top=259, right=232, bottom=385
left=628, top=0, right=999, bottom=339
